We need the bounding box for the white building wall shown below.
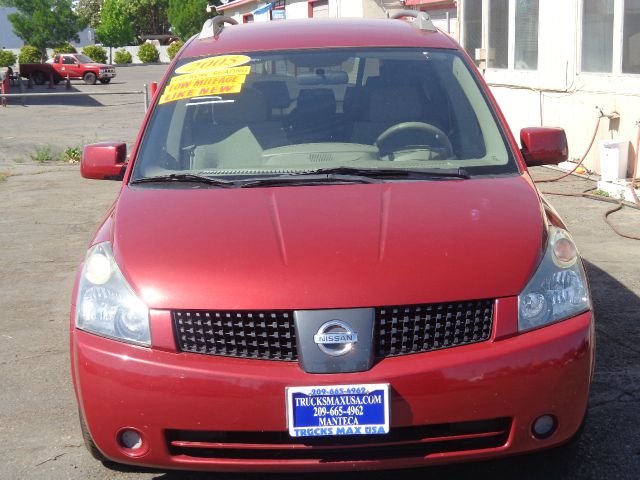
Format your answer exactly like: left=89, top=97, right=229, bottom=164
left=337, top=0, right=364, bottom=17
left=221, top=0, right=371, bottom=20
left=468, top=0, right=640, bottom=175
left=427, top=8, right=458, bottom=37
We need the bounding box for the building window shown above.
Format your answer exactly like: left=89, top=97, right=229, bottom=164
left=271, top=0, right=286, bottom=21
left=309, top=0, right=329, bottom=18
left=463, top=0, right=540, bottom=72
left=243, top=14, right=254, bottom=23
left=463, top=0, right=483, bottom=62
left=623, top=0, right=640, bottom=73
left=488, top=0, right=509, bottom=68
left=515, top=0, right=539, bottom=70
left=581, top=0, right=614, bottom=72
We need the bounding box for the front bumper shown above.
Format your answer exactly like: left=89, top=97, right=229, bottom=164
left=71, top=303, right=594, bottom=472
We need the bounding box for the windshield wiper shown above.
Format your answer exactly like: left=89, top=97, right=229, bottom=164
left=130, top=173, right=234, bottom=187
left=308, top=166, right=471, bottom=179
left=239, top=173, right=382, bottom=188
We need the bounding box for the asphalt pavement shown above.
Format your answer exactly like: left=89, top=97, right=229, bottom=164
left=0, top=66, right=639, bottom=479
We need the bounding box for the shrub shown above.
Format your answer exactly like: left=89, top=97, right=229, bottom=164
left=82, top=45, right=108, bottom=64
left=60, top=146, right=82, bottom=163
left=138, top=42, right=160, bottom=63
left=18, top=45, right=41, bottom=64
left=30, top=146, right=56, bottom=163
left=53, top=43, right=77, bottom=55
left=167, top=40, right=184, bottom=61
left=0, top=49, right=17, bottom=68
left=113, top=49, right=132, bottom=64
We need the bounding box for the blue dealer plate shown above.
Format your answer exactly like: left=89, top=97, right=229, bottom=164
left=286, top=383, right=390, bottom=437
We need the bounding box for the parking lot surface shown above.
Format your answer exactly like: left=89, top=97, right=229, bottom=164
left=1, top=66, right=639, bottom=479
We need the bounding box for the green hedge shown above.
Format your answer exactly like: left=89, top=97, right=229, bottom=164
left=138, top=42, right=160, bottom=63
left=18, top=46, right=41, bottom=64
left=0, top=50, right=17, bottom=68
left=167, top=40, right=184, bottom=61
left=114, top=49, right=132, bottom=64
left=82, top=45, right=108, bottom=64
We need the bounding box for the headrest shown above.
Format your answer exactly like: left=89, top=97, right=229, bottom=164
left=296, top=88, right=336, bottom=115
left=367, top=86, right=422, bottom=123
left=252, top=80, right=291, bottom=110
left=215, top=87, right=268, bottom=124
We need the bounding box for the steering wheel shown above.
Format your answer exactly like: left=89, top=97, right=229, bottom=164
left=375, top=122, right=454, bottom=159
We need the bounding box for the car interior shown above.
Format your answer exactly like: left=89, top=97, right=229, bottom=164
left=135, top=49, right=512, bottom=178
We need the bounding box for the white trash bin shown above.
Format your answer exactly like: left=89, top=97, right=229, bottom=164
left=599, top=140, right=629, bottom=181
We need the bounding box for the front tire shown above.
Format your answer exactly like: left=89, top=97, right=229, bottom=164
left=83, top=72, right=97, bottom=85
left=79, top=410, right=107, bottom=462
left=99, top=78, right=111, bottom=84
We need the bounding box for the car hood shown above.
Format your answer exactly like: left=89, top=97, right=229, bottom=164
left=110, top=175, right=544, bottom=310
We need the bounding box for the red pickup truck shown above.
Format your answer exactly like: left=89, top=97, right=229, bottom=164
left=20, top=53, right=116, bottom=85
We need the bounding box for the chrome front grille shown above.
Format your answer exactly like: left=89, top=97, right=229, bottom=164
left=173, top=299, right=494, bottom=361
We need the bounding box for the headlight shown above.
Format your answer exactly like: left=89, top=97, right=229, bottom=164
left=75, top=242, right=150, bottom=346
left=518, top=226, right=590, bottom=332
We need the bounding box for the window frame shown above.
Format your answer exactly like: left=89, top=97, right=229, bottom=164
left=308, top=0, right=329, bottom=18
left=270, top=0, right=286, bottom=21
left=462, top=0, right=540, bottom=72
left=578, top=0, right=640, bottom=76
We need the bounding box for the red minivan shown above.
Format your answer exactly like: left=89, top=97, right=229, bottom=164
left=71, top=13, right=594, bottom=472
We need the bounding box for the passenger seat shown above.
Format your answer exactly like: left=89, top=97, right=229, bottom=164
left=191, top=88, right=287, bottom=169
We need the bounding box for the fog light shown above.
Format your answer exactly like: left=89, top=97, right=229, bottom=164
left=532, top=415, right=557, bottom=439
left=119, top=429, right=143, bottom=450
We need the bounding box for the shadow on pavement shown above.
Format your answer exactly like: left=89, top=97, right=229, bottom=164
left=8, top=82, right=104, bottom=107
left=97, top=261, right=640, bottom=480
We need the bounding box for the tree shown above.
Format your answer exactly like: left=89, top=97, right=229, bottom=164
left=76, top=0, right=104, bottom=29
left=96, top=0, right=133, bottom=64
left=124, top=0, right=170, bottom=39
left=0, top=50, right=17, bottom=68
left=0, top=0, right=85, bottom=62
left=168, top=0, right=217, bottom=40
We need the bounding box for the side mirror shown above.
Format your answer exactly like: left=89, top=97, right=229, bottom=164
left=81, top=142, right=127, bottom=180
left=520, top=127, right=568, bottom=167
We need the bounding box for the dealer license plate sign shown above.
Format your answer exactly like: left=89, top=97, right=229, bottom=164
left=286, top=383, right=390, bottom=437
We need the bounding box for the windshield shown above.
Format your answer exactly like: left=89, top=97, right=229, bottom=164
left=131, top=48, right=517, bottom=182
left=76, top=54, right=98, bottom=64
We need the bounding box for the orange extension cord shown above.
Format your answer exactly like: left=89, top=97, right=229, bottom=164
left=538, top=116, right=640, bottom=241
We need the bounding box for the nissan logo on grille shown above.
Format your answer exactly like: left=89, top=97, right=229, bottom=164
left=313, top=320, right=358, bottom=356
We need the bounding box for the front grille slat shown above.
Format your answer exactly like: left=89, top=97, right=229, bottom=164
left=173, top=299, right=493, bottom=361
left=174, top=310, right=298, bottom=361
left=165, top=417, right=511, bottom=461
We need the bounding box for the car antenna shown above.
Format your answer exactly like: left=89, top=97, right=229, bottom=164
left=390, top=10, right=437, bottom=32
left=200, top=15, right=239, bottom=39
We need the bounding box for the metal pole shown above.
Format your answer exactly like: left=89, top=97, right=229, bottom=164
left=143, top=83, right=149, bottom=112
left=0, top=90, right=144, bottom=98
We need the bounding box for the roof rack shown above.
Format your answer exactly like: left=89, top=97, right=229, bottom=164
left=199, top=15, right=238, bottom=39
left=390, top=10, right=437, bottom=32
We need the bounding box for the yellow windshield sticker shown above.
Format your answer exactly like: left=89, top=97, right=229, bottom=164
left=175, top=55, right=251, bottom=75
left=159, top=62, right=251, bottom=104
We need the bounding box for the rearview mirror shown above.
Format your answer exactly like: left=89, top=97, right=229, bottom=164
left=520, top=127, right=568, bottom=167
left=81, top=142, right=127, bottom=180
